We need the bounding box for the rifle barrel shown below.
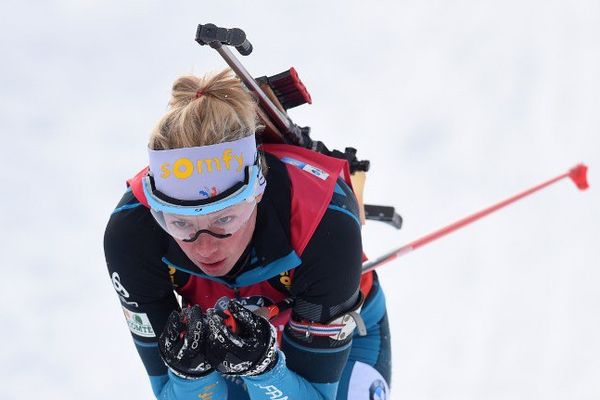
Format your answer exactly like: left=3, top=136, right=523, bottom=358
left=214, top=45, right=291, bottom=137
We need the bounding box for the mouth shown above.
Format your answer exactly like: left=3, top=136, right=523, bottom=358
left=196, top=258, right=227, bottom=273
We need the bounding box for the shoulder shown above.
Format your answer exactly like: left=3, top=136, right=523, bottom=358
left=328, top=177, right=361, bottom=227
left=262, top=151, right=291, bottom=194
left=258, top=151, right=292, bottom=227
left=104, top=189, right=164, bottom=251
left=104, top=190, right=173, bottom=300
left=290, top=178, right=363, bottom=306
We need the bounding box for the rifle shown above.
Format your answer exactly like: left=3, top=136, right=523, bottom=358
left=194, top=24, right=590, bottom=325
left=195, top=23, right=402, bottom=229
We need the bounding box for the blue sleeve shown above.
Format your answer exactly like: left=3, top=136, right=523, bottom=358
left=242, top=351, right=340, bottom=400
left=132, top=340, right=231, bottom=400
left=155, top=370, right=229, bottom=400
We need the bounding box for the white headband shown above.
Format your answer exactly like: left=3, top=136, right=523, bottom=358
left=148, top=134, right=264, bottom=201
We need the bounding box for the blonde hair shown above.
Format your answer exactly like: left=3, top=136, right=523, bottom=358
left=149, top=69, right=259, bottom=150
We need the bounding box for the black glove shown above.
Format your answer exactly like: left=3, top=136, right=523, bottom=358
left=158, top=305, right=213, bottom=379
left=205, top=299, right=278, bottom=376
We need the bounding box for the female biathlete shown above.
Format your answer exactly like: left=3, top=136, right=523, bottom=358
left=104, top=69, right=391, bottom=399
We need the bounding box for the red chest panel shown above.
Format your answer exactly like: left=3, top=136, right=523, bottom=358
left=176, top=276, right=292, bottom=336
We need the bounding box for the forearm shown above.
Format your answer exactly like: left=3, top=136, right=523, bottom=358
left=155, top=370, right=228, bottom=400
left=242, top=349, right=345, bottom=400
left=131, top=339, right=230, bottom=400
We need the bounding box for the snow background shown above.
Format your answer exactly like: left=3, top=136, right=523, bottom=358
left=1, top=1, right=598, bottom=399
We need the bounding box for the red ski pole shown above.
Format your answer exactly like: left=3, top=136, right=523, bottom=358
left=255, top=164, right=589, bottom=322
left=362, top=163, right=590, bottom=273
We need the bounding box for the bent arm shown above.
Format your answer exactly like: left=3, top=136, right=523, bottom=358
left=243, top=181, right=364, bottom=399
left=104, top=191, right=230, bottom=399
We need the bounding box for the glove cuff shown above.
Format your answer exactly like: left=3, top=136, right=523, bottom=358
left=240, top=322, right=278, bottom=377
left=168, top=364, right=214, bottom=380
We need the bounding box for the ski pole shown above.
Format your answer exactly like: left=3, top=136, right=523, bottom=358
left=252, top=164, right=589, bottom=323
left=361, top=163, right=589, bottom=273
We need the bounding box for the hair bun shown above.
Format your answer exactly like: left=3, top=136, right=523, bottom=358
left=149, top=68, right=258, bottom=151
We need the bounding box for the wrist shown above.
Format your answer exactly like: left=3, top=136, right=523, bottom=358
left=168, top=364, right=214, bottom=380
left=239, top=322, right=279, bottom=376
left=242, top=350, right=286, bottom=381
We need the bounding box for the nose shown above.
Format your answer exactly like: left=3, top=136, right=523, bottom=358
left=191, top=234, right=220, bottom=258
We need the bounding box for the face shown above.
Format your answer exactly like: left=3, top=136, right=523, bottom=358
left=173, top=204, right=258, bottom=277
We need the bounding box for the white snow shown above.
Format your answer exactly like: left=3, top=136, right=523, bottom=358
left=1, top=1, right=598, bottom=399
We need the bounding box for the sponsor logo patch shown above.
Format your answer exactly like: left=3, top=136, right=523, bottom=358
left=112, top=272, right=139, bottom=307
left=280, top=157, right=329, bottom=181
left=112, top=272, right=130, bottom=298
left=122, top=307, right=156, bottom=338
